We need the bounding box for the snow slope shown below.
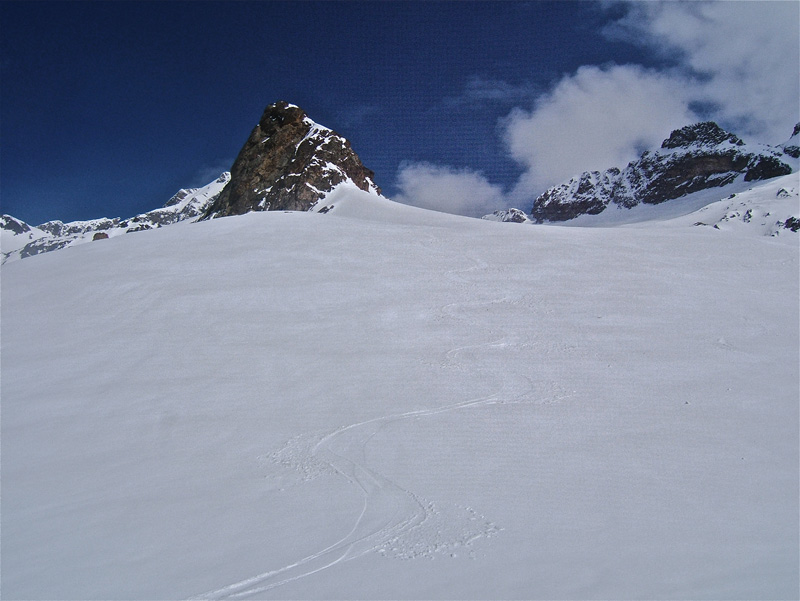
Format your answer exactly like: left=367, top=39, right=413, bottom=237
left=1, top=185, right=798, bottom=600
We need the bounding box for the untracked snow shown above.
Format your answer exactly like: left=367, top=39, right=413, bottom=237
left=1, top=182, right=798, bottom=599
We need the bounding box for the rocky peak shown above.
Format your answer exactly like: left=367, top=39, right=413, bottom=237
left=528, top=122, right=795, bottom=223
left=164, top=188, right=198, bottom=208
left=1, top=215, right=32, bottom=235
left=661, top=122, right=744, bottom=150
left=203, top=101, right=380, bottom=219
left=481, top=208, right=532, bottom=224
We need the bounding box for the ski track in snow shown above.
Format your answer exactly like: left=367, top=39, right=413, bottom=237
left=189, top=247, right=543, bottom=600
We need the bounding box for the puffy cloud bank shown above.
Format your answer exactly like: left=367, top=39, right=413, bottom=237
left=505, top=1, right=799, bottom=203
left=395, top=1, right=799, bottom=216
left=393, top=163, right=507, bottom=218
left=504, top=64, right=698, bottom=200
left=611, top=1, right=799, bottom=143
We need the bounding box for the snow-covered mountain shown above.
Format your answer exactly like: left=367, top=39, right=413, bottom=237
left=1, top=173, right=231, bottom=264
left=481, top=207, right=534, bottom=224
left=503, top=122, right=798, bottom=223
left=2, top=181, right=797, bottom=599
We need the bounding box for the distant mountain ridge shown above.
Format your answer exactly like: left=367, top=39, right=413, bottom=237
left=487, top=121, right=799, bottom=224
left=1, top=174, right=231, bottom=264
left=4, top=112, right=798, bottom=264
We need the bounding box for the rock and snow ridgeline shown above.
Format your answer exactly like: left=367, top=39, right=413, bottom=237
left=486, top=121, right=799, bottom=225
left=202, top=101, right=381, bottom=218
left=1, top=173, right=231, bottom=264
left=3, top=109, right=799, bottom=264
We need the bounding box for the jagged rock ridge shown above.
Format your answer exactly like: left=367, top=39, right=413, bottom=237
left=529, top=122, right=797, bottom=223
left=203, top=101, right=380, bottom=218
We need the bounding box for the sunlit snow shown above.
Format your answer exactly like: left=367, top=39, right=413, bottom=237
left=1, top=179, right=798, bottom=599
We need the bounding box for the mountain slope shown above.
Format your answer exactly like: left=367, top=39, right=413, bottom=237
left=2, top=187, right=797, bottom=599
left=528, top=122, right=798, bottom=223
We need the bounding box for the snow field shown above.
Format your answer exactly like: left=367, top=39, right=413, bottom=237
left=1, top=187, right=798, bottom=599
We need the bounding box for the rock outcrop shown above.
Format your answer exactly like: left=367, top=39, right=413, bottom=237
left=203, top=101, right=380, bottom=219
left=530, top=122, right=796, bottom=223
left=481, top=208, right=533, bottom=224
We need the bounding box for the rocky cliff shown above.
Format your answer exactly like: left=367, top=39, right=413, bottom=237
left=529, top=122, right=797, bottom=223
left=203, top=101, right=380, bottom=218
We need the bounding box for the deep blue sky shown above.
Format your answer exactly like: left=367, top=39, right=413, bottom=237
left=2, top=1, right=796, bottom=224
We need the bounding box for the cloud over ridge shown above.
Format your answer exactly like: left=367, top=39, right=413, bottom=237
left=393, top=162, right=507, bottom=218
left=394, top=1, right=799, bottom=216
left=608, top=0, right=800, bottom=143
left=503, top=64, right=698, bottom=201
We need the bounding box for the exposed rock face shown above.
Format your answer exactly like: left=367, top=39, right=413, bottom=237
left=481, top=208, right=533, bottom=224
left=2, top=173, right=230, bottom=263
left=779, top=122, right=800, bottom=159
left=203, top=101, right=380, bottom=219
left=2, top=101, right=380, bottom=263
left=530, top=122, right=795, bottom=223
left=660, top=121, right=744, bottom=149
left=0, top=215, right=32, bottom=236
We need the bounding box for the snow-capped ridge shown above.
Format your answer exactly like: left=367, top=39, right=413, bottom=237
left=527, top=121, right=797, bottom=223
left=481, top=208, right=533, bottom=224
left=1, top=172, right=230, bottom=263
left=2, top=98, right=385, bottom=263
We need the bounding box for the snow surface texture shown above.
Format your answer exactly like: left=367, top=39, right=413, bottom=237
left=2, top=180, right=798, bottom=599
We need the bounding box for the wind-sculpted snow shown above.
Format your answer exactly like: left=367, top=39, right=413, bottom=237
left=1, top=188, right=797, bottom=599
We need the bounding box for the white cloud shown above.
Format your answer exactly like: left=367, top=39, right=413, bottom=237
left=395, top=1, right=799, bottom=215
left=393, top=162, right=508, bottom=217
left=503, top=64, right=697, bottom=201
left=608, top=1, right=800, bottom=143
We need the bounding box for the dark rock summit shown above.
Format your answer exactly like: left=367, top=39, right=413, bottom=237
left=203, top=101, right=380, bottom=219
left=530, top=122, right=795, bottom=223
left=0, top=215, right=32, bottom=236
left=660, top=121, right=744, bottom=149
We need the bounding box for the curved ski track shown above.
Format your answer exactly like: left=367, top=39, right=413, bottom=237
left=190, top=252, right=538, bottom=600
